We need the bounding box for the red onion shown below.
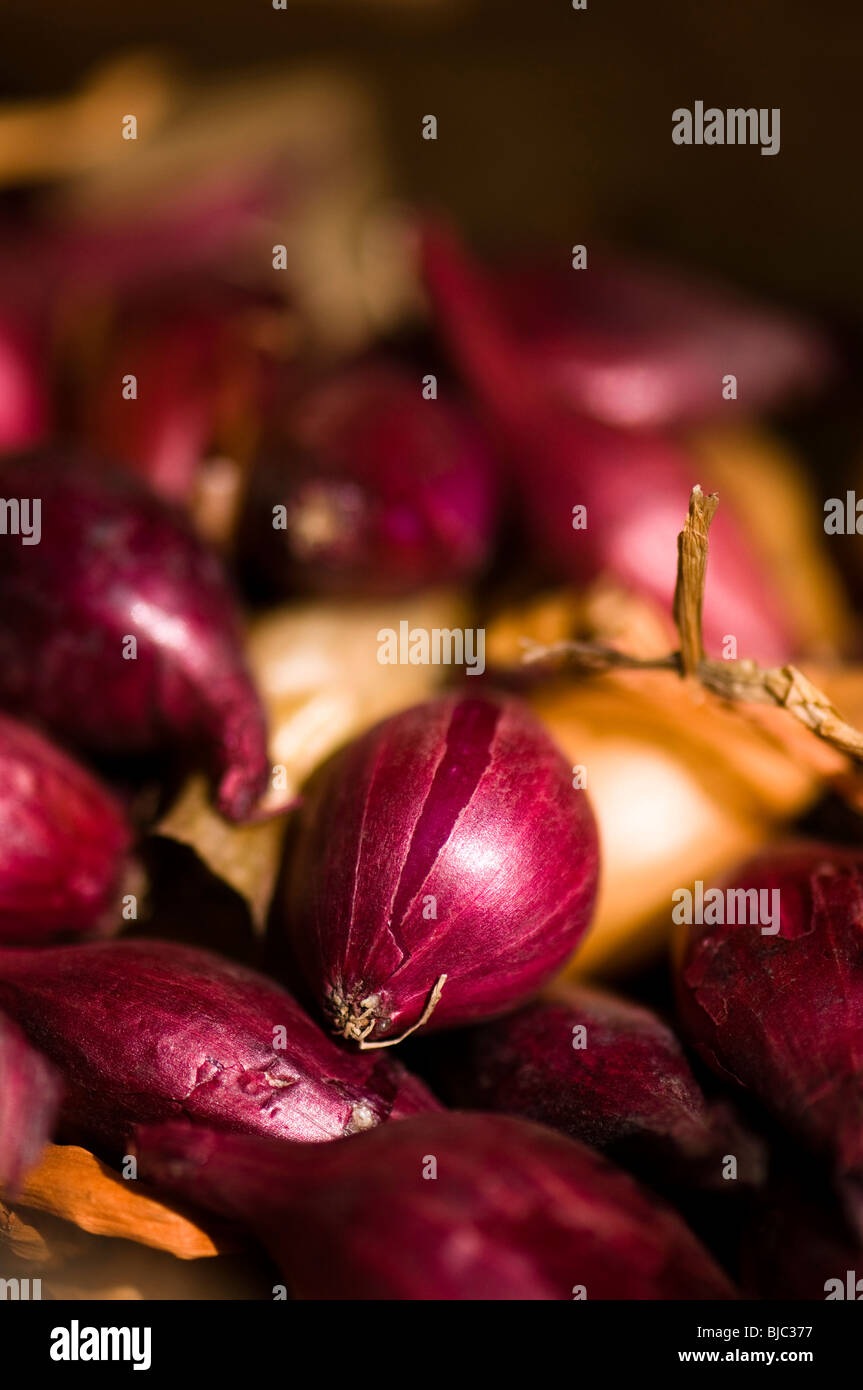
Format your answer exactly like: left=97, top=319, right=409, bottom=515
left=675, top=843, right=863, bottom=1229
left=0, top=183, right=275, bottom=315
left=0, top=1011, right=61, bottom=1194
left=135, top=1112, right=735, bottom=1299
left=0, top=713, right=132, bottom=944
left=283, top=692, right=599, bottom=1044
left=420, top=223, right=794, bottom=662
left=0, top=453, right=268, bottom=821
left=87, top=288, right=267, bottom=507
left=0, top=939, right=437, bottom=1159
left=490, top=254, right=832, bottom=428
left=241, top=363, right=495, bottom=596
left=429, top=983, right=764, bottom=1190
left=0, top=316, right=48, bottom=452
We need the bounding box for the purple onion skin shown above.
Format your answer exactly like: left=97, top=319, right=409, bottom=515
left=0, top=940, right=438, bottom=1159
left=490, top=255, right=832, bottom=428
left=0, top=713, right=133, bottom=944
left=284, top=692, right=599, bottom=1044
left=136, top=1112, right=735, bottom=1299
left=676, top=844, right=863, bottom=1206
left=0, top=1011, right=61, bottom=1194
left=242, top=363, right=496, bottom=597
left=429, top=984, right=764, bottom=1191
left=0, top=454, right=268, bottom=820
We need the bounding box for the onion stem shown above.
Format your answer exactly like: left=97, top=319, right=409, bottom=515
left=521, top=486, right=863, bottom=765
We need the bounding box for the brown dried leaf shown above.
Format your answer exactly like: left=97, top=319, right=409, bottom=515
left=7, top=1144, right=239, bottom=1260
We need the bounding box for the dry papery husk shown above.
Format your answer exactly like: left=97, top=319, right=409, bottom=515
left=531, top=668, right=847, bottom=978
left=0, top=1144, right=274, bottom=1299
left=246, top=587, right=467, bottom=810
left=683, top=422, right=855, bottom=658
left=155, top=590, right=465, bottom=929
left=0, top=1144, right=238, bottom=1259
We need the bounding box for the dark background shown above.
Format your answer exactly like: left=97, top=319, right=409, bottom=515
left=0, top=0, right=860, bottom=317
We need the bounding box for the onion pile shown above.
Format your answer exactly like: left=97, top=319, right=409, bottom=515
left=419, top=223, right=824, bottom=664
left=0, top=180, right=856, bottom=1305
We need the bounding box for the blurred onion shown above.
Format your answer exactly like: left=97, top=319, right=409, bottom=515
left=529, top=671, right=837, bottom=976
left=0, top=317, right=49, bottom=453
left=241, top=363, right=496, bottom=597
left=420, top=222, right=798, bottom=663
left=489, top=251, right=832, bottom=427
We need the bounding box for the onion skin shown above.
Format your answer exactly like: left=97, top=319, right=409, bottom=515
left=420, top=223, right=794, bottom=663
left=0, top=940, right=438, bottom=1158
left=283, top=692, right=599, bottom=1043
left=0, top=318, right=48, bottom=452
left=428, top=984, right=763, bottom=1191
left=527, top=670, right=831, bottom=978
left=135, top=1112, right=736, bottom=1300
left=241, top=363, right=495, bottom=597
left=675, top=843, right=863, bottom=1218
left=489, top=254, right=832, bottom=428
left=0, top=713, right=132, bottom=944
left=0, top=454, right=268, bottom=821
left=87, top=289, right=267, bottom=508
left=0, top=1011, right=61, bottom=1194
left=90, top=310, right=227, bottom=507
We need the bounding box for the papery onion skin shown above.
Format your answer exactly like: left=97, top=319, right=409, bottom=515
left=489, top=254, right=832, bottom=429
left=675, top=843, right=863, bottom=1202
left=420, top=223, right=795, bottom=664
left=0, top=713, right=132, bottom=944
left=0, top=940, right=437, bottom=1159
left=0, top=454, right=268, bottom=821
left=283, top=692, right=599, bottom=1043
left=135, top=1112, right=736, bottom=1300
left=428, top=983, right=764, bottom=1191
left=0, top=1011, right=62, bottom=1194
left=241, top=363, right=496, bottom=597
